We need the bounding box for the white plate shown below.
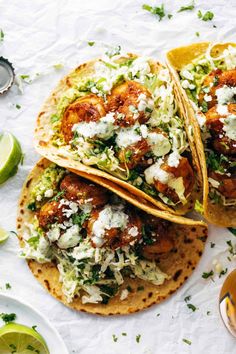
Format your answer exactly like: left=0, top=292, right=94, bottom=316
left=0, top=294, right=69, bottom=354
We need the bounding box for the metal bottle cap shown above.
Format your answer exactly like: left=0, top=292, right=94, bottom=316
left=0, top=57, right=15, bottom=94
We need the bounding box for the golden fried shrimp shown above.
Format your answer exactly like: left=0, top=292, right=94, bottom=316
left=205, top=104, right=236, bottom=155
left=140, top=214, right=173, bottom=260
left=61, top=94, right=106, bottom=143
left=153, top=157, right=194, bottom=204
left=199, top=69, right=236, bottom=109
left=117, top=139, right=150, bottom=169
left=141, top=236, right=174, bottom=260
left=60, top=174, right=109, bottom=207
left=38, top=200, right=67, bottom=229
left=87, top=207, right=142, bottom=249
left=209, top=171, right=236, bottom=198
left=107, top=81, right=153, bottom=127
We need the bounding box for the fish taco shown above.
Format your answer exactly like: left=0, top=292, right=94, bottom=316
left=34, top=52, right=201, bottom=216
left=17, top=159, right=207, bottom=315
left=167, top=42, right=236, bottom=227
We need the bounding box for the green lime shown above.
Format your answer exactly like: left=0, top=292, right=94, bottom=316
left=0, top=132, right=22, bottom=185
left=0, top=323, right=50, bottom=354
left=0, top=227, right=9, bottom=244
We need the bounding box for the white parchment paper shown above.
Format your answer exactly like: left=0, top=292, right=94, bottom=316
left=0, top=0, right=236, bottom=353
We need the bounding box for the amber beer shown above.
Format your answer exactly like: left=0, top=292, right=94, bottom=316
left=219, top=269, right=236, bottom=337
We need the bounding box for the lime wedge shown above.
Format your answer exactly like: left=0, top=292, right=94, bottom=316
left=0, top=323, right=50, bottom=354
left=0, top=132, right=22, bottom=185
left=0, top=227, right=9, bottom=244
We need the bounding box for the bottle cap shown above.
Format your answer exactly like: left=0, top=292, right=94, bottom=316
left=0, top=57, right=15, bottom=94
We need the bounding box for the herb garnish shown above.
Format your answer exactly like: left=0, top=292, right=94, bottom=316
left=210, top=242, right=215, bottom=248
left=202, top=270, right=214, bottom=279
left=142, top=4, right=165, bottom=21
left=184, top=295, right=191, bottom=302
left=219, top=268, right=228, bottom=278
left=183, top=338, right=192, bottom=345
left=72, top=212, right=90, bottom=227
left=0, top=29, right=4, bottom=42
left=0, top=312, right=16, bottom=323
left=178, top=1, right=195, bottom=13
left=112, top=334, right=118, bottom=342
left=228, top=228, right=236, bottom=236
left=206, top=151, right=228, bottom=173
left=136, top=334, right=141, bottom=343
left=105, top=45, right=121, bottom=58
left=195, top=32, right=200, bottom=37
left=198, top=10, right=214, bottom=21
left=187, top=303, right=198, bottom=312
left=88, top=41, right=95, bottom=47
left=5, top=283, right=11, bottom=289
left=27, top=202, right=37, bottom=211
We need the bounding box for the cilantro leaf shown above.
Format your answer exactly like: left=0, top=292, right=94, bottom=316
left=136, top=334, right=141, bottom=343
left=202, top=270, right=214, bottom=279
left=0, top=312, right=16, bottom=323
left=178, top=2, right=195, bottom=13
left=72, top=212, right=90, bottom=227
left=0, top=29, right=4, bottom=42
left=142, top=4, right=165, bottom=21
left=198, top=10, right=214, bottom=21
left=183, top=338, right=192, bottom=345
left=228, top=228, right=236, bottom=236
left=88, top=41, right=95, bottom=47
left=187, top=303, right=198, bottom=312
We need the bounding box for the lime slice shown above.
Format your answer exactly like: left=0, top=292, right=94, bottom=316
left=0, top=227, right=9, bottom=244
left=0, top=323, right=50, bottom=354
left=0, top=132, right=22, bottom=185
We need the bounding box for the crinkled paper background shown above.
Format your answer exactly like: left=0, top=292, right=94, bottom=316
left=0, top=0, right=236, bottom=353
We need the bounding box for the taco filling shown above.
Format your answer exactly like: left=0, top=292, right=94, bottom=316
left=178, top=44, right=236, bottom=207
left=20, top=163, right=178, bottom=304
left=47, top=53, right=196, bottom=208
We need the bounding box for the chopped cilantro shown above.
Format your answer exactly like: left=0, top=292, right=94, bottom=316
left=213, top=75, right=219, bottom=86
left=72, top=212, right=90, bottom=227
left=183, top=338, right=192, bottom=345
left=52, top=190, right=65, bottom=201
left=112, top=334, right=118, bottom=342
left=219, top=268, right=228, bottom=278
left=88, top=41, right=95, bottom=46
left=198, top=10, right=214, bottom=21
left=207, top=311, right=211, bottom=315
left=15, top=104, right=21, bottom=109
left=210, top=242, right=215, bottom=248
left=195, top=31, right=200, bottom=37
left=201, top=101, right=208, bottom=113
left=27, top=236, right=40, bottom=248
left=136, top=334, right=141, bottom=343
left=5, top=283, right=11, bottom=289
left=184, top=295, right=191, bottom=302
left=168, top=14, right=173, bottom=19
left=187, top=303, right=198, bottom=312
left=20, top=74, right=30, bottom=80
left=206, top=151, right=228, bottom=173
left=27, top=202, right=37, bottom=211
left=178, top=2, right=195, bottom=13
left=0, top=312, right=16, bottom=323
left=228, top=228, right=236, bottom=236
left=202, top=270, right=214, bottom=279
left=32, top=325, right=37, bottom=331
left=156, top=313, right=160, bottom=317
left=142, top=4, right=165, bottom=21
left=125, top=150, right=132, bottom=161
left=100, top=284, right=119, bottom=304
left=0, top=29, right=4, bottom=42
left=122, top=332, right=127, bottom=336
